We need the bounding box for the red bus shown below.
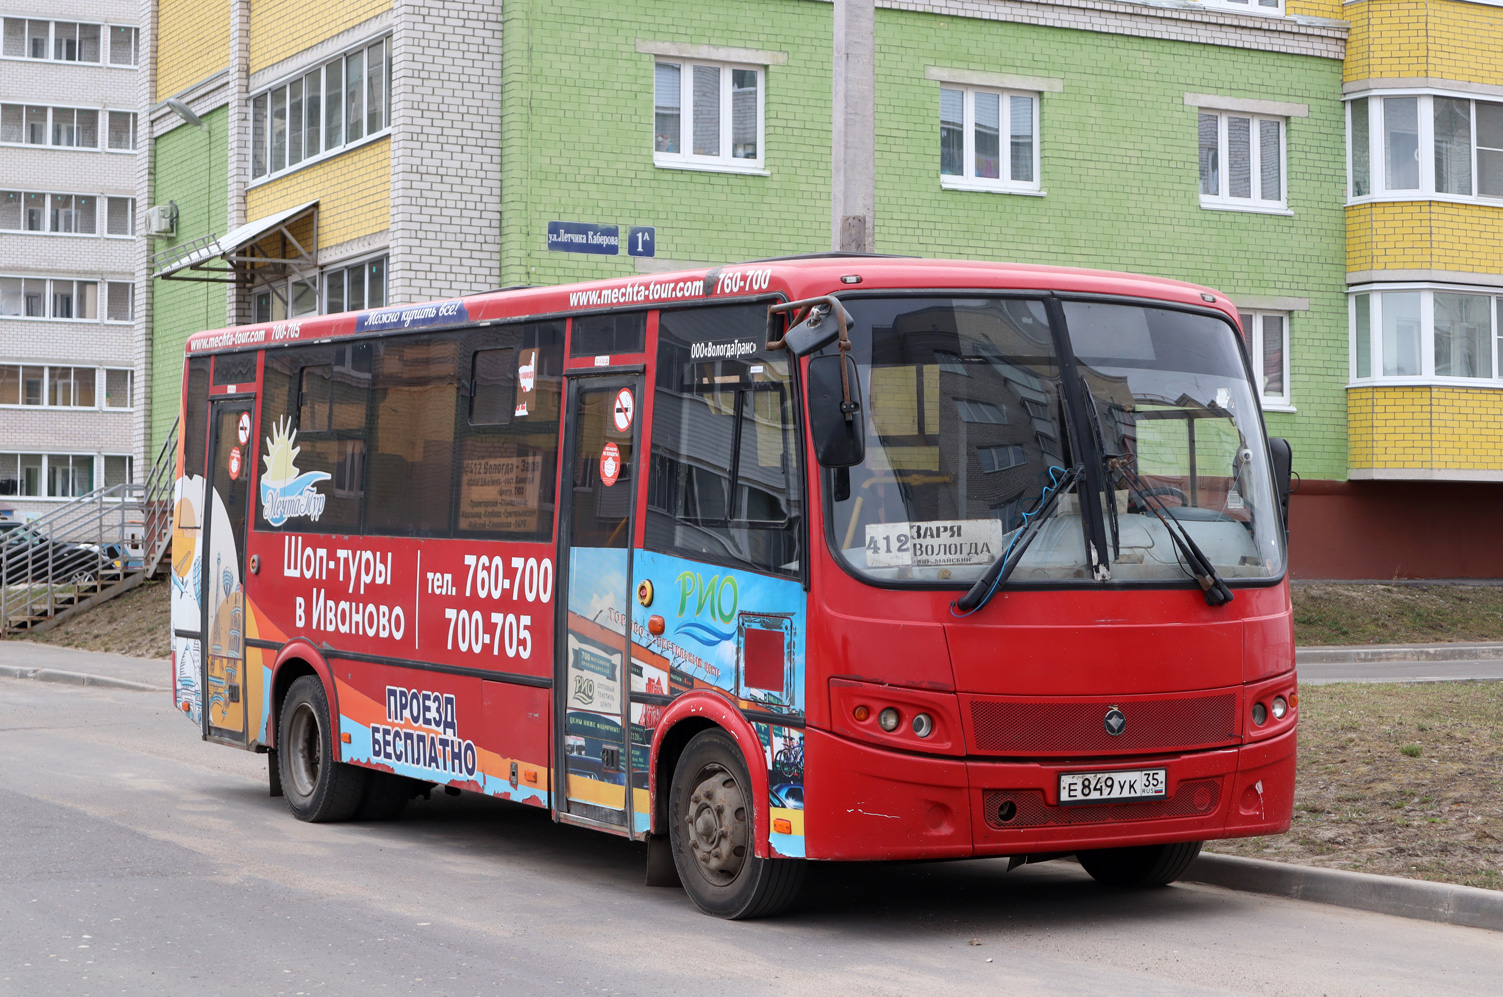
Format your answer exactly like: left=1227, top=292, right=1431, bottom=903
left=169, top=256, right=1296, bottom=918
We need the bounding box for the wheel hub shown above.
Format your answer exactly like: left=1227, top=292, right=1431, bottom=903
left=684, top=764, right=748, bottom=883
left=287, top=702, right=321, bottom=798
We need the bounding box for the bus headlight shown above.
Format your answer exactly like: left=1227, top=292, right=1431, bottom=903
left=1272, top=696, right=1287, bottom=720
left=1252, top=702, right=1267, bottom=726
left=912, top=713, right=934, bottom=738
left=878, top=708, right=901, bottom=732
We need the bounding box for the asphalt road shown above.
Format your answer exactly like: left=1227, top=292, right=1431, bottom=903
left=3, top=678, right=1502, bottom=997
left=1297, top=658, right=1503, bottom=684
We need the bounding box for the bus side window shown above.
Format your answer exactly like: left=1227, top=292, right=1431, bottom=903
left=182, top=357, right=211, bottom=477
left=455, top=321, right=564, bottom=541
left=647, top=303, right=802, bottom=577
left=366, top=336, right=460, bottom=537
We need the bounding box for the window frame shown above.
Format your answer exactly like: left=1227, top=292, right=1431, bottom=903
left=1239, top=310, right=1292, bottom=408
left=0, top=277, right=128, bottom=323
left=1347, top=89, right=1503, bottom=204
left=0, top=189, right=122, bottom=237
left=248, top=34, right=392, bottom=185
left=0, top=363, right=132, bottom=409
left=0, top=18, right=124, bottom=65
left=1198, top=0, right=1287, bottom=14
left=1349, top=283, right=1503, bottom=386
left=0, top=452, right=130, bottom=499
left=938, top=84, right=1042, bottom=194
left=0, top=104, right=135, bottom=152
left=1199, top=108, right=1288, bottom=213
left=652, top=58, right=766, bottom=174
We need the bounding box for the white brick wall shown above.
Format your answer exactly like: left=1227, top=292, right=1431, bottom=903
left=0, top=0, right=144, bottom=505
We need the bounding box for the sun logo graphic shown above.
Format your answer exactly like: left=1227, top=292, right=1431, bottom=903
left=259, top=415, right=330, bottom=526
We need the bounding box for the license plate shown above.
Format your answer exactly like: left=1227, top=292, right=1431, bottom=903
left=1058, top=768, right=1167, bottom=805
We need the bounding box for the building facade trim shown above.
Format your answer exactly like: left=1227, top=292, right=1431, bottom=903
left=634, top=39, right=789, bottom=66
left=1348, top=270, right=1503, bottom=289
left=1229, top=293, right=1311, bottom=311
left=925, top=66, right=1064, bottom=92
left=1344, top=77, right=1503, bottom=101
left=1184, top=91, right=1309, bottom=117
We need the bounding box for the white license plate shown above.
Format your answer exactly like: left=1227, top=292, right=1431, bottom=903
left=1058, top=768, right=1167, bottom=805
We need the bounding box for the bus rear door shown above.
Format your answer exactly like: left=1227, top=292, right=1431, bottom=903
left=555, top=372, right=642, bottom=828
left=200, top=396, right=254, bottom=744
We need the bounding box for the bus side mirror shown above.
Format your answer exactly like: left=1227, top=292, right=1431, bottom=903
left=807, top=353, right=865, bottom=467
left=1268, top=437, right=1293, bottom=530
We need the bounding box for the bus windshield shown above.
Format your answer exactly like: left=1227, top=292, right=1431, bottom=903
left=826, top=295, right=1285, bottom=587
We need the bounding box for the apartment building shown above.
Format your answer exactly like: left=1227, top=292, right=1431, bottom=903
left=148, top=0, right=1361, bottom=571
left=0, top=3, right=143, bottom=518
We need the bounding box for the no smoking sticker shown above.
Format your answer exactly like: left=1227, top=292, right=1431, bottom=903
left=599, top=441, right=621, bottom=487
left=228, top=446, right=243, bottom=480
left=236, top=411, right=251, bottom=445
left=612, top=388, right=634, bottom=432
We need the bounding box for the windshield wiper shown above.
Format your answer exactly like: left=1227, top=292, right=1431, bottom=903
left=1107, top=454, right=1234, bottom=607
left=952, top=464, right=1083, bottom=616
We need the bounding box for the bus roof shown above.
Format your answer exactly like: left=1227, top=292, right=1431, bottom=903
left=183, top=255, right=1240, bottom=355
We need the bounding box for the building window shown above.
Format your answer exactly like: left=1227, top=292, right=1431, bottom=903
left=1199, top=110, right=1285, bottom=210
left=954, top=398, right=1009, bottom=424
left=653, top=60, right=764, bottom=171
left=0, top=190, right=122, bottom=235
left=1349, top=93, right=1503, bottom=201
left=324, top=255, right=387, bottom=314
left=0, top=364, right=130, bottom=408
left=0, top=278, right=116, bottom=321
left=1200, top=0, right=1285, bottom=12
left=105, top=281, right=133, bottom=322
left=105, top=197, right=133, bottom=236
left=108, top=26, right=137, bottom=67
left=1, top=19, right=104, bottom=63
left=1351, top=287, right=1503, bottom=383
left=978, top=444, right=1027, bottom=473
left=249, top=36, right=390, bottom=182
left=939, top=86, right=1039, bottom=192
left=0, top=105, right=130, bottom=151
left=1240, top=311, right=1290, bottom=406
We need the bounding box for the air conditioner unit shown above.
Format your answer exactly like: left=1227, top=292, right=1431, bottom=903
left=146, top=201, right=177, bottom=237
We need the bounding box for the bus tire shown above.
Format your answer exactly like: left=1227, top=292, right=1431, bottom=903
left=1077, top=840, right=1203, bottom=888
left=278, top=675, right=367, bottom=823
left=668, top=728, right=805, bottom=919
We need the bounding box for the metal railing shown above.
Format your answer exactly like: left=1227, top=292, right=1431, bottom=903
left=1, top=419, right=178, bottom=636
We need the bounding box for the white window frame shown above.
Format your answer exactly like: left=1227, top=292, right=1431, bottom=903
left=1199, top=109, right=1288, bottom=213
left=107, top=25, right=137, bottom=67
left=0, top=363, right=132, bottom=410
left=321, top=253, right=388, bottom=315
left=1199, top=0, right=1287, bottom=15
left=1347, top=90, right=1503, bottom=205
left=1349, top=283, right=1503, bottom=386
left=248, top=34, right=392, bottom=186
left=1240, top=310, right=1292, bottom=408
left=0, top=18, right=107, bottom=64
left=0, top=104, right=136, bottom=151
left=652, top=59, right=766, bottom=174
left=938, top=85, right=1041, bottom=195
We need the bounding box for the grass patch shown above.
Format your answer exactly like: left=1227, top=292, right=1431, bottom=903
left=1293, top=583, right=1503, bottom=646
left=1208, top=681, right=1503, bottom=891
left=16, top=578, right=170, bottom=660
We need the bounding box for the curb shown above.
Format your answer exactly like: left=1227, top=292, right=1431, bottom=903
left=0, top=663, right=166, bottom=693
left=1298, top=642, right=1503, bottom=664
left=1187, top=853, right=1503, bottom=932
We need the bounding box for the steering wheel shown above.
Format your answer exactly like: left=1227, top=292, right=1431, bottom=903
left=1127, top=485, right=1188, bottom=513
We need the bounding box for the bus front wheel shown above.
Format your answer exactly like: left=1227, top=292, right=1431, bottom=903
left=278, top=675, right=368, bottom=822
left=668, top=729, right=805, bottom=919
left=1077, top=841, right=1203, bottom=888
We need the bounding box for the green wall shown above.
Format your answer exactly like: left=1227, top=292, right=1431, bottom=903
left=150, top=106, right=228, bottom=454
left=503, top=1, right=1348, bottom=479
left=873, top=10, right=1349, bottom=479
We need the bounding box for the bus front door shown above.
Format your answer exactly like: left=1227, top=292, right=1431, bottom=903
left=199, top=399, right=253, bottom=744
left=555, top=374, right=641, bottom=829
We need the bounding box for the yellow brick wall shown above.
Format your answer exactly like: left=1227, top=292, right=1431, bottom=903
left=156, top=0, right=230, bottom=100
left=1345, top=0, right=1503, bottom=87
left=1349, top=386, right=1503, bottom=471
left=245, top=137, right=390, bottom=248
left=249, top=0, right=392, bottom=72
left=1347, top=201, right=1503, bottom=275
left=1286, top=0, right=1344, bottom=21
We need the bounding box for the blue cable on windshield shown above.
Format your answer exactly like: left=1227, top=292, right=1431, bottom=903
left=950, top=464, right=1069, bottom=619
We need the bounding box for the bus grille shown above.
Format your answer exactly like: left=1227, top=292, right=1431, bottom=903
left=982, top=779, right=1221, bottom=829
left=967, top=693, right=1238, bottom=755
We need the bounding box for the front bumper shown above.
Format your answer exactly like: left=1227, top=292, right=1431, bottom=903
left=802, top=725, right=1295, bottom=861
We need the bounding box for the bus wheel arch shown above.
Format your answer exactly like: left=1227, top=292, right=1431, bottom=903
left=648, top=695, right=772, bottom=857
left=267, top=643, right=337, bottom=752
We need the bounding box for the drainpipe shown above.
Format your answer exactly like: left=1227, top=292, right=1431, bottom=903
left=831, top=0, right=875, bottom=253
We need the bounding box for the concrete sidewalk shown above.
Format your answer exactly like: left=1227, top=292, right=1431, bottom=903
left=1297, top=641, right=1503, bottom=684
left=0, top=641, right=168, bottom=692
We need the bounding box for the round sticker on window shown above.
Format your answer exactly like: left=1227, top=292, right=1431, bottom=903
left=599, top=441, right=621, bottom=487
left=236, top=411, right=251, bottom=445
left=228, top=446, right=243, bottom=481
left=613, top=388, right=634, bottom=432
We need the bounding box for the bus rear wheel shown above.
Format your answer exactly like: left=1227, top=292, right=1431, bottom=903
left=1077, top=841, right=1203, bottom=888
left=278, top=675, right=368, bottom=822
left=668, top=729, right=804, bottom=919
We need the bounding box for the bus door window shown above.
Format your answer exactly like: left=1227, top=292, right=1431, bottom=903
left=201, top=398, right=254, bottom=743
left=570, top=310, right=647, bottom=359
left=557, top=374, right=641, bottom=826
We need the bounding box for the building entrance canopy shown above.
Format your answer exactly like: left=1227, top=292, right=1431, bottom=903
left=151, top=201, right=318, bottom=284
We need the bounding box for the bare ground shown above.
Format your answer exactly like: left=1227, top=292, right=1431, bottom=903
left=1208, top=681, right=1503, bottom=891
left=16, top=578, right=171, bottom=660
